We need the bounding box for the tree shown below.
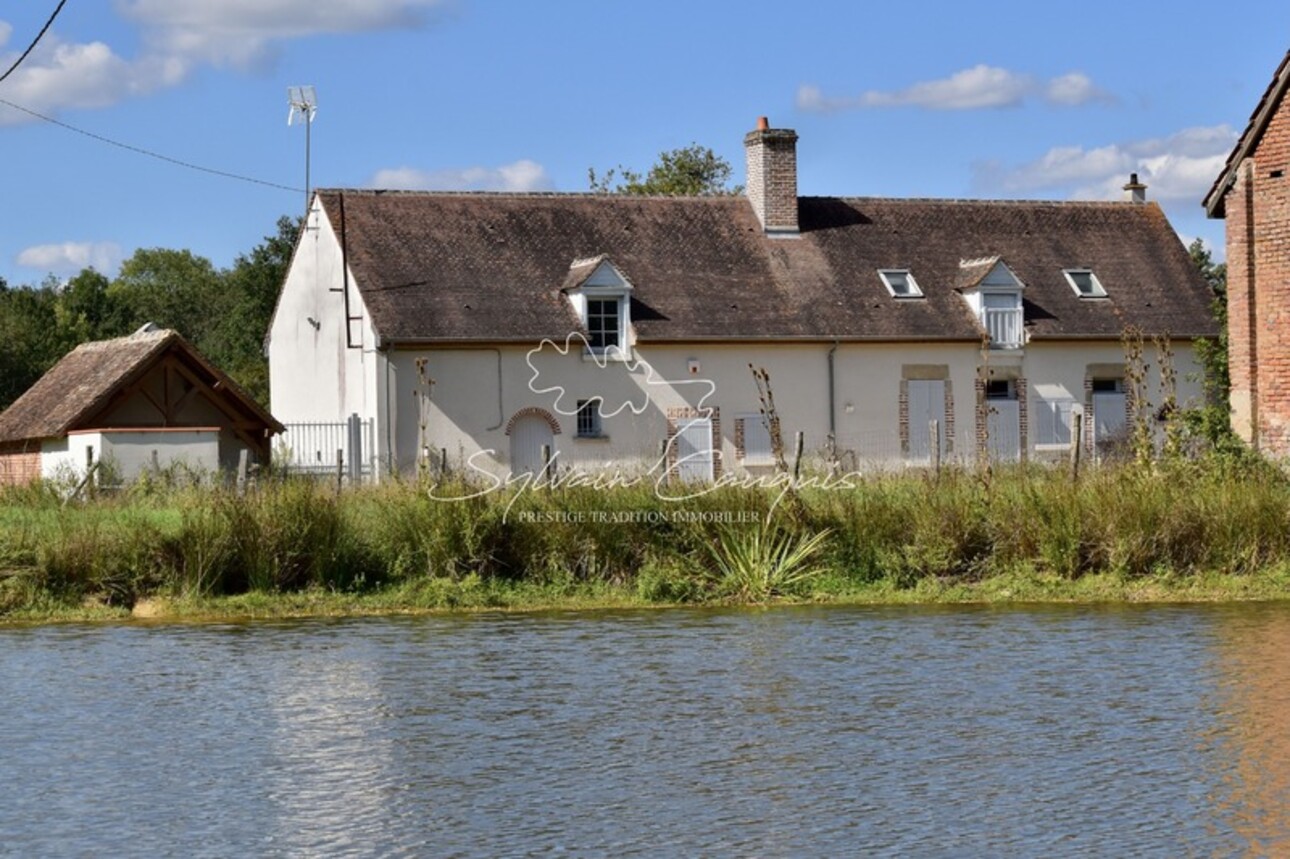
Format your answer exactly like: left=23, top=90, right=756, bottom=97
left=204, top=216, right=302, bottom=405
left=0, top=216, right=299, bottom=412
left=56, top=268, right=119, bottom=343
left=589, top=144, right=741, bottom=196
left=1184, top=238, right=1236, bottom=452
left=0, top=282, right=69, bottom=408
left=109, top=248, right=227, bottom=351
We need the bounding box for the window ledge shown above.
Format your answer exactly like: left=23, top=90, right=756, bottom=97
left=582, top=349, right=631, bottom=363
left=1034, top=443, right=1072, bottom=452
left=575, top=433, right=611, bottom=442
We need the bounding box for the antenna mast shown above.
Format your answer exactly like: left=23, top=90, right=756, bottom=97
left=287, top=86, right=317, bottom=212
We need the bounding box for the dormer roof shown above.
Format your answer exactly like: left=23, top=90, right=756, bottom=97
left=560, top=256, right=634, bottom=294
left=956, top=257, right=1023, bottom=292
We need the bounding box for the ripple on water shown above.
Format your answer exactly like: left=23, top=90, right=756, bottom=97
left=0, top=603, right=1286, bottom=855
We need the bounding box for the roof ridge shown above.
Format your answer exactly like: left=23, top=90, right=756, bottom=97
left=316, top=188, right=742, bottom=201
left=317, top=188, right=1149, bottom=208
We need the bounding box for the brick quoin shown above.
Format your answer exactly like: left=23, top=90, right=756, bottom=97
left=1213, top=54, right=1290, bottom=457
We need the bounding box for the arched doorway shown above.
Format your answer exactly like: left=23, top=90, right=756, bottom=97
left=507, top=409, right=559, bottom=478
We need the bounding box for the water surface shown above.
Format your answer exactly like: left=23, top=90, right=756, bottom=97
left=3, top=603, right=1289, bottom=856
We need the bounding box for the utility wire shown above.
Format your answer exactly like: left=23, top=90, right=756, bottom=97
left=0, top=96, right=304, bottom=193
left=0, top=1, right=301, bottom=194
left=0, top=0, right=68, bottom=85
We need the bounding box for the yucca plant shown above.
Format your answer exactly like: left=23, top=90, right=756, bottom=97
left=706, top=525, right=831, bottom=602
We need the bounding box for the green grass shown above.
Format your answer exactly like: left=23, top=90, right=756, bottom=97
left=4, top=458, right=1290, bottom=623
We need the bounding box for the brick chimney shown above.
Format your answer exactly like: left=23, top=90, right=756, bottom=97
left=1123, top=172, right=1147, bottom=204
left=744, top=117, right=799, bottom=236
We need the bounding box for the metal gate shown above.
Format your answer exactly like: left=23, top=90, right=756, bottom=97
left=278, top=413, right=375, bottom=482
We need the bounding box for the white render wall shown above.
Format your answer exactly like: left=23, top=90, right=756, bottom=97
left=42, top=430, right=221, bottom=483
left=268, top=197, right=380, bottom=430
left=372, top=340, right=1204, bottom=479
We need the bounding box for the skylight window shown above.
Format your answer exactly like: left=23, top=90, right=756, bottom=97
left=879, top=269, right=923, bottom=299
left=1063, top=269, right=1107, bottom=298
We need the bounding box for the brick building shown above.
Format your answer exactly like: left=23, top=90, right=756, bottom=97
left=1205, top=49, right=1290, bottom=456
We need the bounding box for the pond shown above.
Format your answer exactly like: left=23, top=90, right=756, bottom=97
left=3, top=603, right=1289, bottom=856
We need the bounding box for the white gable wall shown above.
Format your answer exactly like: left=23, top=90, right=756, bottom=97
left=269, top=196, right=382, bottom=452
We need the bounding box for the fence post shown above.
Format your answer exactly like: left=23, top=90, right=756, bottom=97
left=237, top=449, right=249, bottom=495
left=541, top=444, right=553, bottom=487
left=336, top=448, right=344, bottom=493
left=347, top=413, right=362, bottom=485
left=1069, top=411, right=1083, bottom=481
left=793, top=431, right=805, bottom=480
left=930, top=419, right=941, bottom=477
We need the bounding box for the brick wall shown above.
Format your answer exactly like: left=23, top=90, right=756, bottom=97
left=1228, top=89, right=1290, bottom=455
left=744, top=127, right=799, bottom=234
left=0, top=445, right=41, bottom=486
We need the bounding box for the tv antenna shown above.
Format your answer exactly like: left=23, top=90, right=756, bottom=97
left=287, top=85, right=317, bottom=211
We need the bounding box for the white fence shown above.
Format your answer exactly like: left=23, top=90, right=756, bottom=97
left=277, top=414, right=377, bottom=483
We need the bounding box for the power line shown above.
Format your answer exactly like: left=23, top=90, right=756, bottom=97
left=0, top=1, right=301, bottom=194
left=0, top=0, right=69, bottom=85
left=0, top=96, right=304, bottom=194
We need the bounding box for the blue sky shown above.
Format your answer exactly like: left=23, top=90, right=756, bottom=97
left=0, top=1, right=1286, bottom=285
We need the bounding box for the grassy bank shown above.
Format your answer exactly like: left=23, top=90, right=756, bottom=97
left=3, top=459, right=1290, bottom=623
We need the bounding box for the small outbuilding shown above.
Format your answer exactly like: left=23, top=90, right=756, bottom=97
left=0, top=325, right=283, bottom=486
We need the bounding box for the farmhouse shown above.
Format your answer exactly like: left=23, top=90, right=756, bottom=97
left=1205, top=49, right=1290, bottom=457
left=269, top=120, right=1216, bottom=480
left=0, top=326, right=282, bottom=486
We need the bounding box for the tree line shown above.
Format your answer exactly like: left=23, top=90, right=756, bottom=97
left=0, top=216, right=299, bottom=410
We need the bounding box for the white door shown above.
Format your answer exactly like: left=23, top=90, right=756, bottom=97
left=1092, top=392, right=1128, bottom=456
left=673, top=417, right=714, bottom=483
left=987, top=399, right=1021, bottom=462
left=509, top=414, right=554, bottom=478
left=907, top=380, right=947, bottom=463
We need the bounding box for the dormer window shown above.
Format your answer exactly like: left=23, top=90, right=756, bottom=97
left=1063, top=269, right=1107, bottom=298
left=562, top=255, right=633, bottom=361
left=879, top=269, right=923, bottom=298
left=586, top=298, right=620, bottom=350
left=957, top=258, right=1025, bottom=350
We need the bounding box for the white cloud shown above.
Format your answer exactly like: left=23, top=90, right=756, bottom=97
left=118, top=0, right=449, bottom=70
left=798, top=66, right=1110, bottom=112
left=370, top=160, right=552, bottom=192
left=17, top=241, right=123, bottom=276
left=0, top=3, right=448, bottom=122
left=974, top=125, right=1238, bottom=204
left=1044, top=72, right=1113, bottom=106
left=0, top=40, right=140, bottom=124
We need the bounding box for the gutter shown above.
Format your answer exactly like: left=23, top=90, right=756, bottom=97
left=827, top=340, right=838, bottom=459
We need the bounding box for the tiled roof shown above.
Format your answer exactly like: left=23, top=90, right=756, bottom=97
left=317, top=190, right=1217, bottom=344
left=1204, top=49, right=1290, bottom=217
left=0, top=328, right=283, bottom=444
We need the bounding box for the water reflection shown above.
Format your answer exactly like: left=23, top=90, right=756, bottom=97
left=1208, top=605, right=1290, bottom=853
left=1, top=604, right=1288, bottom=855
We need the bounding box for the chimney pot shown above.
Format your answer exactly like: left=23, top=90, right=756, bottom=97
left=1122, top=172, right=1148, bottom=204
left=757, top=116, right=769, bottom=131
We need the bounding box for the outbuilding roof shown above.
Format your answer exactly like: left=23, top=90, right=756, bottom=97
left=316, top=189, right=1216, bottom=345
left=0, top=328, right=283, bottom=447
